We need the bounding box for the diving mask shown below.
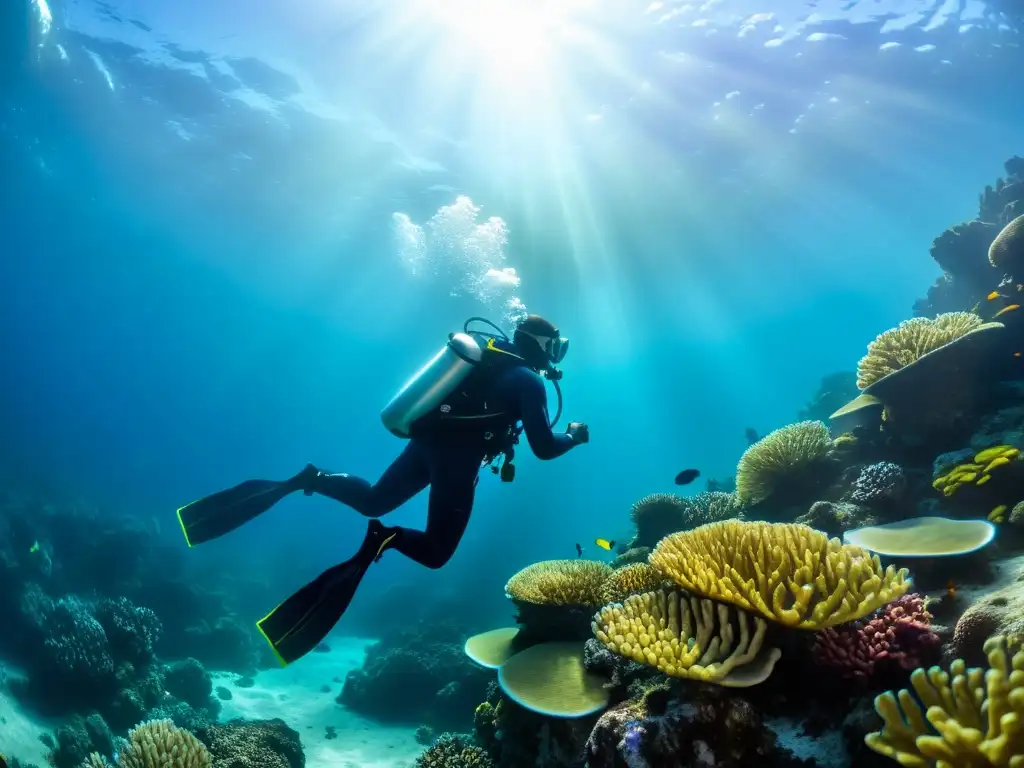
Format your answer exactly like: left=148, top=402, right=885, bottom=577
left=520, top=329, right=569, bottom=365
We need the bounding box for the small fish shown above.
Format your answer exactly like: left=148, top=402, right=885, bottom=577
left=575, top=543, right=583, bottom=557
left=988, top=290, right=1005, bottom=300
left=946, top=579, right=958, bottom=599
left=744, top=427, right=759, bottom=445
left=675, top=468, right=701, bottom=485
left=594, top=538, right=615, bottom=551
left=1016, top=352, right=1023, bottom=357
left=29, top=540, right=39, bottom=553
left=993, top=304, right=1021, bottom=318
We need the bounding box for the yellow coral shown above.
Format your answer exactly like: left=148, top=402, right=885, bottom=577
left=649, top=520, right=910, bottom=630
left=600, top=563, right=665, bottom=604
left=735, top=420, right=834, bottom=506
left=856, top=312, right=1002, bottom=390
left=118, top=719, right=211, bottom=768
left=505, top=560, right=612, bottom=607
left=933, top=445, right=1021, bottom=497
left=79, top=755, right=110, bottom=768
left=592, top=589, right=782, bottom=687
left=865, top=634, right=1024, bottom=767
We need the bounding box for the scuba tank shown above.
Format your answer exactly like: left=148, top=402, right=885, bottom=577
left=380, top=317, right=565, bottom=483
left=380, top=331, right=484, bottom=438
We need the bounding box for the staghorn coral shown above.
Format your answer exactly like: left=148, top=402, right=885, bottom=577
left=856, top=312, right=1001, bottom=391
left=628, top=494, right=690, bottom=549
left=415, top=733, right=494, bottom=768
left=813, top=594, right=941, bottom=682
left=592, top=589, right=781, bottom=687
left=850, top=462, right=907, bottom=504
left=865, top=634, right=1024, bottom=767
left=600, top=563, right=665, bottom=604
left=649, top=520, right=911, bottom=630
left=735, top=420, right=834, bottom=507
left=933, top=444, right=1021, bottom=496
left=117, top=719, right=211, bottom=768
left=504, top=560, right=611, bottom=608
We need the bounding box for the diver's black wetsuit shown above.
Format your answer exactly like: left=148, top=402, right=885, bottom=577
left=306, top=365, right=575, bottom=569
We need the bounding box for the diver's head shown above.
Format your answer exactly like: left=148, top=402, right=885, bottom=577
left=513, top=314, right=569, bottom=370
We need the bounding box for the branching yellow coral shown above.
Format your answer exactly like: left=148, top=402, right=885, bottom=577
left=592, top=589, right=781, bottom=687
left=600, top=563, right=665, bottom=604
left=118, top=719, right=211, bottom=768
left=857, top=313, right=1002, bottom=391
left=933, top=445, right=1021, bottom=496
left=865, top=634, right=1024, bottom=767
left=505, top=560, right=612, bottom=607
left=735, top=420, right=834, bottom=506
left=649, top=520, right=911, bottom=629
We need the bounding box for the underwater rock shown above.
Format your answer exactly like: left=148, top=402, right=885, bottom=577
left=950, top=553, right=1024, bottom=665
left=795, top=501, right=875, bottom=539
left=339, top=631, right=490, bottom=730
left=163, top=658, right=214, bottom=711
left=585, top=687, right=811, bottom=768
left=196, top=718, right=304, bottom=768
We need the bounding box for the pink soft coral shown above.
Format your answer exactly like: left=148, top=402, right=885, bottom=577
left=812, top=593, right=940, bottom=681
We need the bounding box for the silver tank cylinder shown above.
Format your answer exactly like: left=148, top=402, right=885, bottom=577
left=381, top=332, right=484, bottom=438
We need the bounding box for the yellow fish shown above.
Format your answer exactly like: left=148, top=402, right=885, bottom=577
left=594, top=538, right=616, bottom=551
left=993, top=303, right=1020, bottom=318
left=988, top=290, right=1004, bottom=300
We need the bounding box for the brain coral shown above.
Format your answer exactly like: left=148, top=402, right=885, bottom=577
left=649, top=520, right=911, bottom=630
left=505, top=560, right=612, bottom=607
left=735, top=420, right=833, bottom=507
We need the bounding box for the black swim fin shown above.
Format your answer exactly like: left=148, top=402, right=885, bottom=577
left=256, top=519, right=397, bottom=666
left=176, top=464, right=318, bottom=547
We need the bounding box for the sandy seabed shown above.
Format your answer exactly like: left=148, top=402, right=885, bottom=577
left=0, top=636, right=422, bottom=768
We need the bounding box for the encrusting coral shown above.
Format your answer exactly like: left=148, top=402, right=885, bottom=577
left=865, top=634, right=1024, bottom=767
left=735, top=420, right=834, bottom=506
left=856, top=312, right=1003, bottom=391
left=649, top=520, right=911, bottom=629
left=599, top=563, right=665, bottom=604
left=933, top=444, right=1022, bottom=496
left=504, top=560, right=611, bottom=608
left=592, top=589, right=782, bottom=687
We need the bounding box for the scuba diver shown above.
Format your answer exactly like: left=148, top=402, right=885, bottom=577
left=175, top=314, right=588, bottom=666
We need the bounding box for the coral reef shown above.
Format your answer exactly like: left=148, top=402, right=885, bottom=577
left=599, top=563, right=664, bottom=604
left=849, top=462, right=906, bottom=504
left=416, top=733, right=494, bottom=768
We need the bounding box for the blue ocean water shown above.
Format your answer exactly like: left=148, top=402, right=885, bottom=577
left=2, top=0, right=1024, bottom=765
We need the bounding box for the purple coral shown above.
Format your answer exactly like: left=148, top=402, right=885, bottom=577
left=850, top=462, right=906, bottom=503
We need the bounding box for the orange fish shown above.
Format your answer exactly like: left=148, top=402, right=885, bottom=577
left=993, top=304, right=1021, bottom=318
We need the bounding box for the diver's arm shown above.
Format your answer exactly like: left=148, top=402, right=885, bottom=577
left=516, top=369, right=575, bottom=460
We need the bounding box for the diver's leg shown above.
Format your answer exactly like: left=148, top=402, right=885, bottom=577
left=383, top=451, right=480, bottom=569
left=304, top=441, right=430, bottom=517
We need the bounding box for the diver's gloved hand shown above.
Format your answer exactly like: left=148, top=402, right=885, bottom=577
left=566, top=422, right=590, bottom=444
